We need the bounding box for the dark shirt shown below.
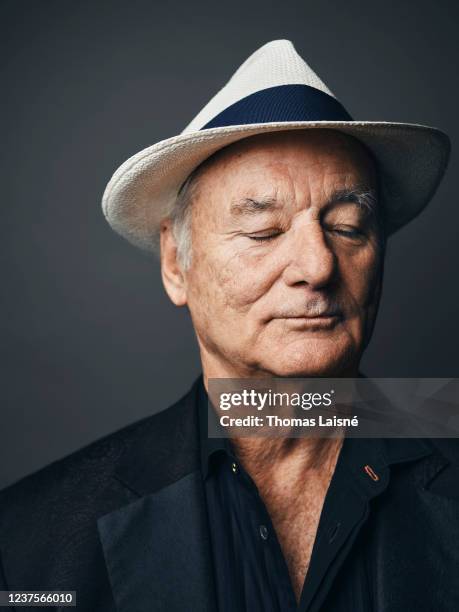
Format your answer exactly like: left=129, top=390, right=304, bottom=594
left=197, top=377, right=398, bottom=612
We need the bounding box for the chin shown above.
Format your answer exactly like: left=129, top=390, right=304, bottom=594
left=267, top=363, right=343, bottom=378
left=260, top=340, right=358, bottom=378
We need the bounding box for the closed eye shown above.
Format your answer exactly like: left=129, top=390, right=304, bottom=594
left=247, top=232, right=282, bottom=242
left=326, top=226, right=365, bottom=239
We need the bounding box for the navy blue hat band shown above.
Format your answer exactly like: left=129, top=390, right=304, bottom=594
left=201, top=84, right=353, bottom=130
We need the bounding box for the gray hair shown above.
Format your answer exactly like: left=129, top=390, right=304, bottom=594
left=168, top=166, right=202, bottom=270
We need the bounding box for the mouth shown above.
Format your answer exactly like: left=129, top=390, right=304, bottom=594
left=279, top=313, right=342, bottom=330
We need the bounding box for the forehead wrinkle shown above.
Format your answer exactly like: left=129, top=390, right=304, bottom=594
left=265, top=157, right=366, bottom=216
left=197, top=141, right=375, bottom=226
left=228, top=170, right=298, bottom=216
left=262, top=160, right=316, bottom=216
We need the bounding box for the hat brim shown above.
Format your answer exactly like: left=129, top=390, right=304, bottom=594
left=101, top=121, right=450, bottom=253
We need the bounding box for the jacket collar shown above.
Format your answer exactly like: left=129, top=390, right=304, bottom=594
left=97, top=377, right=217, bottom=612
left=114, top=377, right=202, bottom=497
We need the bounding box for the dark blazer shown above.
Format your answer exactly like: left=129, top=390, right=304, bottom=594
left=1, top=377, right=459, bottom=612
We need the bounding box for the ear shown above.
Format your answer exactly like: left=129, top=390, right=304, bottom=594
left=159, top=219, right=187, bottom=306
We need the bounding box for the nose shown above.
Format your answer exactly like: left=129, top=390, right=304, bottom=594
left=282, top=220, right=337, bottom=288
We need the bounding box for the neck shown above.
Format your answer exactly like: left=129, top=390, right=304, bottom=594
left=230, top=435, right=344, bottom=490
left=200, top=352, right=352, bottom=487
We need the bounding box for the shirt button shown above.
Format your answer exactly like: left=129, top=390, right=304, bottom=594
left=259, top=524, right=269, bottom=540
left=231, top=462, right=238, bottom=474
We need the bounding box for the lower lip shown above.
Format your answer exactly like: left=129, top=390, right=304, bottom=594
left=280, top=316, right=341, bottom=330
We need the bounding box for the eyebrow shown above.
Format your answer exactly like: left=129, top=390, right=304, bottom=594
left=229, top=187, right=377, bottom=217
left=323, top=187, right=378, bottom=216
left=229, top=196, right=281, bottom=216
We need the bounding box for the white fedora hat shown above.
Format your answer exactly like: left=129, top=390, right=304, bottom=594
left=101, top=39, right=450, bottom=252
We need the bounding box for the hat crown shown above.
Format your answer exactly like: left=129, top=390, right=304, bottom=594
left=182, top=40, right=335, bottom=133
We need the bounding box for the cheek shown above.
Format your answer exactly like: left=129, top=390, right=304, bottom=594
left=189, top=248, right=279, bottom=314
left=339, top=248, right=381, bottom=314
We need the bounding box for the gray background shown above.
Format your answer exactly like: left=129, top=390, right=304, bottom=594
left=2, top=0, right=458, bottom=488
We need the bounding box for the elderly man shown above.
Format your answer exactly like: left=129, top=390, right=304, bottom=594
left=0, top=40, right=457, bottom=612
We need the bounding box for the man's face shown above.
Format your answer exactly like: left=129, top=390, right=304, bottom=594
left=164, top=129, right=383, bottom=377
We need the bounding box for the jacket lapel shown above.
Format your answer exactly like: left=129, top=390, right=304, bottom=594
left=97, top=378, right=217, bottom=612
